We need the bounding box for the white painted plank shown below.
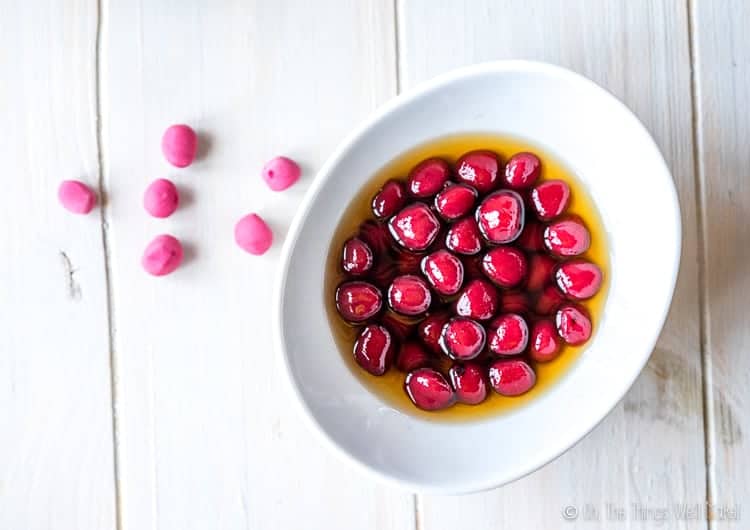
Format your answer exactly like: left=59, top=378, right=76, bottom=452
left=0, top=1, right=117, bottom=529
left=101, top=1, right=413, bottom=529
left=692, top=0, right=750, bottom=522
left=398, top=1, right=706, bottom=528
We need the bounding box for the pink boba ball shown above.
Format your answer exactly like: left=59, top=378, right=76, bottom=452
left=262, top=156, right=300, bottom=191
left=162, top=124, right=198, bottom=168
left=235, top=213, right=273, bottom=255
left=142, top=234, right=184, bottom=276
left=143, top=178, right=179, bottom=218
left=58, top=180, right=96, bottom=214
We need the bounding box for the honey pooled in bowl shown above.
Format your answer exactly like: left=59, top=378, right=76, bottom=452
left=325, top=133, right=609, bottom=421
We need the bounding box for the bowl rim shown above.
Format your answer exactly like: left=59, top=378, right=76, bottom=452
left=272, top=59, right=682, bottom=494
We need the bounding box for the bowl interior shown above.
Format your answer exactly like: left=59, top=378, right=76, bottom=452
left=276, top=62, right=679, bottom=493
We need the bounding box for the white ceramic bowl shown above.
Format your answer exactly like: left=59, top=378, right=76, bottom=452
left=274, top=61, right=680, bottom=494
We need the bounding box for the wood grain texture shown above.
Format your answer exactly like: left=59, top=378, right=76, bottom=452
left=100, top=1, right=413, bottom=529
left=692, top=0, right=750, bottom=520
left=398, top=1, right=706, bottom=528
left=0, top=1, right=117, bottom=529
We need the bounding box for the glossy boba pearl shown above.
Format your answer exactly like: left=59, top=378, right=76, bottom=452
left=529, top=319, right=561, bottom=362
left=488, top=359, right=536, bottom=396
left=446, top=217, right=483, bottom=255
left=475, top=190, right=525, bottom=244
left=555, top=259, right=603, bottom=300
left=405, top=368, right=456, bottom=411
left=481, top=246, right=528, bottom=288
left=555, top=304, right=593, bottom=345
left=449, top=363, right=488, bottom=405
left=454, top=279, right=498, bottom=321
left=353, top=324, right=394, bottom=376
left=388, top=202, right=441, bottom=251
left=341, top=237, right=374, bottom=275
left=434, top=184, right=478, bottom=220
left=544, top=217, right=591, bottom=257
left=387, top=274, right=432, bottom=316
left=372, top=180, right=406, bottom=220
left=262, top=156, right=301, bottom=191
left=439, top=316, right=486, bottom=360
left=504, top=152, right=541, bottom=189
left=455, top=150, right=499, bottom=193
left=531, top=179, right=570, bottom=220
left=407, top=157, right=450, bottom=198
left=488, top=313, right=529, bottom=356
left=417, top=312, right=450, bottom=353
left=420, top=250, right=464, bottom=296
left=335, top=281, right=383, bottom=323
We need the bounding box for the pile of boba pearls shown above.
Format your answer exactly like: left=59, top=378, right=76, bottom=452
left=57, top=124, right=301, bottom=274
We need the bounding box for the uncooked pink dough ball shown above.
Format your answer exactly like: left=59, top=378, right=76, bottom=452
left=235, top=213, right=273, bottom=255
left=262, top=156, right=300, bottom=191
left=162, top=124, right=198, bottom=168
left=142, top=234, right=184, bottom=276
left=143, top=178, right=179, bottom=218
left=58, top=180, right=96, bottom=214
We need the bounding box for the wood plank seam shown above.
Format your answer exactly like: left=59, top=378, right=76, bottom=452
left=93, top=0, right=122, bottom=528
left=686, top=0, right=716, bottom=525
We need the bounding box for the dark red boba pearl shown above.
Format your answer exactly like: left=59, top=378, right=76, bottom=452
left=380, top=311, right=415, bottom=342
left=353, top=324, right=394, bottom=375
left=439, top=317, right=486, bottom=360
left=556, top=304, right=592, bottom=345
left=455, top=279, right=498, bottom=321
left=526, top=253, right=556, bottom=292
left=544, top=217, right=591, bottom=257
left=435, top=184, right=478, bottom=220
left=388, top=202, right=441, bottom=251
left=446, top=217, right=483, bottom=255
left=420, top=249, right=464, bottom=296
left=529, top=319, right=561, bottom=362
left=417, top=312, right=450, bottom=353
left=535, top=284, right=565, bottom=316
left=387, top=274, right=432, bottom=316
left=449, top=363, right=488, bottom=405
left=517, top=220, right=545, bottom=252
left=488, top=359, right=536, bottom=396
left=555, top=259, right=603, bottom=300
left=408, top=158, right=450, bottom=198
left=404, top=368, right=456, bottom=411
left=504, top=152, right=541, bottom=189
left=462, top=254, right=485, bottom=280
left=500, top=291, right=530, bottom=314
left=335, top=281, right=382, bottom=323
left=531, top=179, right=570, bottom=221
left=393, top=248, right=422, bottom=275
left=481, top=247, right=527, bottom=288
left=396, top=341, right=430, bottom=372
left=372, top=179, right=406, bottom=219
left=488, top=313, right=529, bottom=355
left=475, top=190, right=525, bottom=244
left=358, top=220, right=391, bottom=256
left=341, top=237, right=373, bottom=275
left=456, top=150, right=499, bottom=193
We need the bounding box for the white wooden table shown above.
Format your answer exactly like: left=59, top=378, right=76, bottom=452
left=1, top=1, right=747, bottom=528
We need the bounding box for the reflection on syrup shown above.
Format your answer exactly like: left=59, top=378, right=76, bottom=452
left=324, top=133, right=609, bottom=421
